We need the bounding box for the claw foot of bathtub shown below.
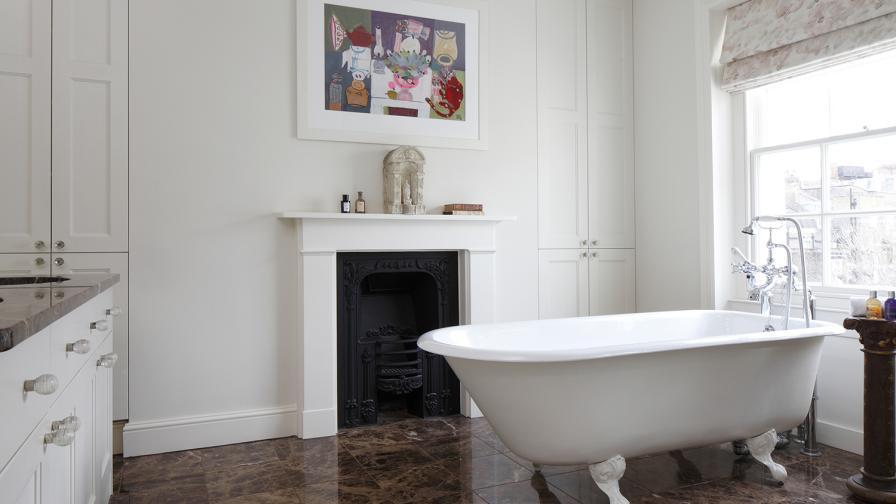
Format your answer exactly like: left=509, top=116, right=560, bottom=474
left=589, top=455, right=630, bottom=504
left=532, top=463, right=543, bottom=473
left=746, top=429, right=788, bottom=482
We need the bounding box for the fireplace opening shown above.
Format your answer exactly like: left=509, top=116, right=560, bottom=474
left=337, top=252, right=460, bottom=427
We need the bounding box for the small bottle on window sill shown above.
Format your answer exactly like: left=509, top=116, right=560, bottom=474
left=355, top=192, right=366, bottom=213
left=867, top=290, right=883, bottom=320
left=884, top=291, right=896, bottom=321
left=341, top=194, right=351, bottom=214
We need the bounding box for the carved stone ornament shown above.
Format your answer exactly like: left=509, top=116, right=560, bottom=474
left=383, top=146, right=426, bottom=215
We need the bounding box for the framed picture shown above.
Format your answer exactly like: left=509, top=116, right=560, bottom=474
left=296, top=0, right=488, bottom=150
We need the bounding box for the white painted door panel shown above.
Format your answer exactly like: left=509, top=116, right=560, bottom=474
left=588, top=118, right=634, bottom=248
left=72, top=362, right=96, bottom=504
left=0, top=0, right=51, bottom=253
left=537, top=0, right=589, bottom=249
left=587, top=0, right=634, bottom=248
left=538, top=249, right=589, bottom=319
left=41, top=393, right=75, bottom=504
left=52, top=0, right=129, bottom=253
left=0, top=417, right=46, bottom=504
left=93, top=337, right=114, bottom=500
left=588, top=249, right=636, bottom=315
left=53, top=253, right=128, bottom=420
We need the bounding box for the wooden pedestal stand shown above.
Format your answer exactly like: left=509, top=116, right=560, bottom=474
left=844, top=318, right=896, bottom=503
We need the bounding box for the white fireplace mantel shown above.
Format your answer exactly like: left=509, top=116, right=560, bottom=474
left=279, top=212, right=515, bottom=438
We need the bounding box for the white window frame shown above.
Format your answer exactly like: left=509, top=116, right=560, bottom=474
left=746, top=121, right=896, bottom=296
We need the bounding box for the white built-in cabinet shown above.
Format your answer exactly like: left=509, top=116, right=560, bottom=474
left=0, top=291, right=117, bottom=504
left=0, top=0, right=129, bottom=420
left=536, top=0, right=636, bottom=318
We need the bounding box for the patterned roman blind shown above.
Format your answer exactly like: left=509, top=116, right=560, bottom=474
left=720, top=0, right=896, bottom=92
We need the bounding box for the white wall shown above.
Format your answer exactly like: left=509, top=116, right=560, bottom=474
left=632, top=0, right=704, bottom=311
left=128, top=0, right=538, bottom=449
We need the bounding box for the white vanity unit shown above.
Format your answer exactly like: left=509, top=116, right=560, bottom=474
left=0, top=275, right=120, bottom=504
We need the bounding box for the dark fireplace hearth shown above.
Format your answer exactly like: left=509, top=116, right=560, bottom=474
left=337, top=251, right=460, bottom=427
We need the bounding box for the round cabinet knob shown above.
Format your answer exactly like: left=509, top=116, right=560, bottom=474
left=580, top=240, right=588, bottom=246
left=24, top=374, right=59, bottom=395
left=97, top=353, right=118, bottom=368
left=65, top=339, right=91, bottom=354
left=53, top=257, right=64, bottom=266
left=581, top=252, right=588, bottom=258
left=91, top=320, right=110, bottom=331
left=106, top=306, right=122, bottom=317
left=51, top=415, right=81, bottom=434
left=44, top=430, right=74, bottom=447
left=591, top=252, right=599, bottom=258
left=54, top=240, right=65, bottom=249
left=53, top=290, right=65, bottom=299
left=591, top=240, right=599, bottom=246
left=34, top=240, right=46, bottom=250
left=34, top=257, right=46, bottom=266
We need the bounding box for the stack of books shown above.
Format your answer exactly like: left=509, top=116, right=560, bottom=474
left=443, top=204, right=484, bottom=215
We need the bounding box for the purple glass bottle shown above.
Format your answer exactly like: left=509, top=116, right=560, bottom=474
left=885, top=291, right=896, bottom=321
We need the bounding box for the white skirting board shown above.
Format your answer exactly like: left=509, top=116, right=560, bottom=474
left=817, top=419, right=863, bottom=455
left=122, top=406, right=298, bottom=457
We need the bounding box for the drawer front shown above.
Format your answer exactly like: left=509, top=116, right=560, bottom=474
left=49, top=290, right=113, bottom=391
left=0, top=328, right=54, bottom=472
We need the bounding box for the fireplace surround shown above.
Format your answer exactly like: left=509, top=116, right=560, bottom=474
left=280, top=212, right=513, bottom=439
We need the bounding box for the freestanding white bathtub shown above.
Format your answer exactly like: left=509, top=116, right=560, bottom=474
left=418, top=310, right=845, bottom=503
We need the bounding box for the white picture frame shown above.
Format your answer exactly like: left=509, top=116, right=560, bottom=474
left=296, top=0, right=489, bottom=150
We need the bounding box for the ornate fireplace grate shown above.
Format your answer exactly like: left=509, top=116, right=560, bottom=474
left=370, top=326, right=424, bottom=394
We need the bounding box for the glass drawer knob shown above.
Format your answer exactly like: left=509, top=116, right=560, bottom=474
left=44, top=430, right=74, bottom=447
left=91, top=320, right=110, bottom=331
left=51, top=415, right=81, bottom=434
left=66, top=339, right=91, bottom=354
left=97, top=353, right=118, bottom=368
left=24, top=374, right=58, bottom=395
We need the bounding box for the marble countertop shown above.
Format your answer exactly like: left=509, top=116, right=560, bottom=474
left=0, top=273, right=120, bottom=353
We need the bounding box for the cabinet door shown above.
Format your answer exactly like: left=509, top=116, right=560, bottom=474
left=51, top=0, right=128, bottom=253
left=0, top=254, right=51, bottom=275
left=538, top=249, right=589, bottom=319
left=40, top=394, right=75, bottom=504
left=587, top=0, right=634, bottom=248
left=72, top=363, right=96, bottom=504
left=0, top=415, right=49, bottom=504
left=93, top=336, right=114, bottom=501
left=52, top=253, right=128, bottom=420
left=537, top=0, right=589, bottom=249
left=588, top=249, right=636, bottom=315
left=0, top=0, right=51, bottom=253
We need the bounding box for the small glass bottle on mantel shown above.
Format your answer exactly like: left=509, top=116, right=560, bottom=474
left=355, top=191, right=366, bottom=213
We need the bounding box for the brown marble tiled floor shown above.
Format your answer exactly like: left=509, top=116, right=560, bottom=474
left=111, top=415, right=864, bottom=503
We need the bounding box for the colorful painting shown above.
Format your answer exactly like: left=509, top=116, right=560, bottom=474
left=324, top=4, right=467, bottom=121
left=297, top=0, right=485, bottom=149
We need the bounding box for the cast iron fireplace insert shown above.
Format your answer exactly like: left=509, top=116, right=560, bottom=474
left=336, top=251, right=461, bottom=427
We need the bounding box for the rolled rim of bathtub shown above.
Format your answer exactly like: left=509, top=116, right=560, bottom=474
left=417, top=310, right=846, bottom=363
